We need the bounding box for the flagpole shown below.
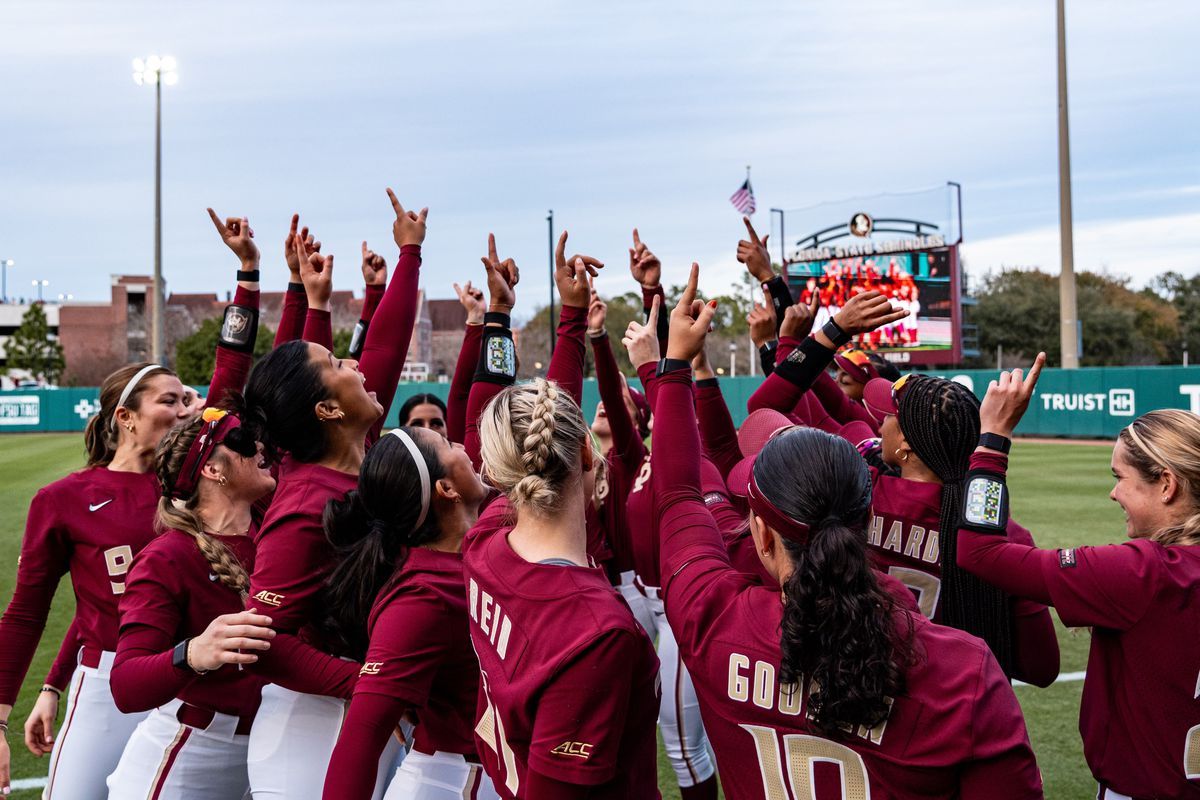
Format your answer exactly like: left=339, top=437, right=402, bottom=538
left=745, top=165, right=751, bottom=209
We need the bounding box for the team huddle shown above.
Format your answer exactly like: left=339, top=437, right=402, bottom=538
left=0, top=193, right=1198, bottom=800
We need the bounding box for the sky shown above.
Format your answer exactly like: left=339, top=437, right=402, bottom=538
left=1, top=0, right=1197, bottom=314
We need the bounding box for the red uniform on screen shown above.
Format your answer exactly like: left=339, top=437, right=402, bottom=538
left=113, top=531, right=262, bottom=717
left=462, top=500, right=660, bottom=799
left=0, top=468, right=160, bottom=704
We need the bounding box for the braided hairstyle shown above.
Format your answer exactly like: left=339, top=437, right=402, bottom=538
left=479, top=378, right=597, bottom=516
left=154, top=418, right=250, bottom=597
left=319, top=429, right=447, bottom=659
left=896, top=375, right=1013, bottom=673
left=755, top=427, right=912, bottom=734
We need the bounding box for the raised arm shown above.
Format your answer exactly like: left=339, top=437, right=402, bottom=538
left=591, top=293, right=645, bottom=473
left=205, top=209, right=261, bottom=408
left=346, top=241, right=388, bottom=360
left=691, top=347, right=740, bottom=481
left=360, top=189, right=427, bottom=444
left=629, top=228, right=669, bottom=355
left=546, top=231, right=601, bottom=405
left=465, top=233, right=519, bottom=469
left=447, top=280, right=485, bottom=444
left=294, top=229, right=334, bottom=351
left=738, top=216, right=793, bottom=334
left=274, top=214, right=309, bottom=348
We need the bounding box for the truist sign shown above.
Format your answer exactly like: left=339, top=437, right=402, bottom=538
left=1039, top=390, right=1136, bottom=417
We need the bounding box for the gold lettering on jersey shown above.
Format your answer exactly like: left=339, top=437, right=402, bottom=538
left=468, top=578, right=479, bottom=622
left=252, top=590, right=284, bottom=607
left=631, top=459, right=653, bottom=494
left=480, top=591, right=495, bottom=636
left=881, top=521, right=903, bottom=553
left=786, top=735, right=871, bottom=799
left=551, top=741, right=593, bottom=759
left=902, top=526, right=925, bottom=559
left=922, top=530, right=939, bottom=564
left=468, top=579, right=512, bottom=660
left=104, top=545, right=134, bottom=596
left=868, top=516, right=883, bottom=546
left=360, top=662, right=383, bottom=675
left=727, top=653, right=802, bottom=717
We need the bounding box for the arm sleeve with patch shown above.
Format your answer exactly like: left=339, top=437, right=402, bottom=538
left=528, top=631, right=640, bottom=786
left=353, top=591, right=451, bottom=706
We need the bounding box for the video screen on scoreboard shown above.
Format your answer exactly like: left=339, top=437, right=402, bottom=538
left=786, top=248, right=954, bottom=356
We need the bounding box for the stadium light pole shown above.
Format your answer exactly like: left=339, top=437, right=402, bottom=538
left=1056, top=1, right=1080, bottom=369
left=133, top=55, right=178, bottom=365
left=32, top=279, right=48, bottom=302
left=2, top=259, right=13, bottom=303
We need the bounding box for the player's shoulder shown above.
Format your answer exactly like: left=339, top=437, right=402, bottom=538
left=906, top=613, right=995, bottom=688
left=37, top=466, right=107, bottom=498
left=133, top=529, right=198, bottom=566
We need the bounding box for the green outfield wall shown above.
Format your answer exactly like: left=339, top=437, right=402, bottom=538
left=3, top=366, right=1198, bottom=439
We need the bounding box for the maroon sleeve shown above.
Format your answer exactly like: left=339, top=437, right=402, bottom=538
left=322, top=692, right=408, bottom=800
left=253, top=633, right=359, bottom=699
left=957, top=648, right=1044, bottom=798
left=361, top=283, right=385, bottom=324
left=592, top=332, right=645, bottom=473
left=698, top=458, right=744, bottom=536
left=641, top=284, right=669, bottom=357
left=957, top=451, right=1161, bottom=631
left=111, top=548, right=195, bottom=713
left=302, top=308, right=334, bottom=351
left=635, top=361, right=660, bottom=417
left=694, top=380, right=740, bottom=481
left=44, top=618, right=81, bottom=691
left=360, top=244, right=423, bottom=445
left=464, top=323, right=509, bottom=471
left=811, top=369, right=877, bottom=431
left=0, top=488, right=69, bottom=705
left=524, top=770, right=596, bottom=799
left=206, top=285, right=259, bottom=409
left=528, top=631, right=641, bottom=785
left=274, top=284, right=307, bottom=348
left=247, top=513, right=329, bottom=634
left=351, top=591, right=451, bottom=707
left=446, top=324, right=483, bottom=445
left=1005, top=521, right=1060, bottom=688
left=747, top=370, right=807, bottom=415
left=546, top=304, right=587, bottom=406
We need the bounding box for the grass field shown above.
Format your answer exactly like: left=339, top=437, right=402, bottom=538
left=0, top=434, right=1123, bottom=798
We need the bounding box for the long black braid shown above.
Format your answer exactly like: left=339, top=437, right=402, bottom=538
left=897, top=376, right=1014, bottom=674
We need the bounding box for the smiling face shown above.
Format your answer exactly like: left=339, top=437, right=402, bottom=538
left=1110, top=439, right=1175, bottom=539
left=118, top=374, right=191, bottom=452
left=409, top=425, right=488, bottom=508
left=213, top=440, right=277, bottom=503
left=305, top=343, right=383, bottom=425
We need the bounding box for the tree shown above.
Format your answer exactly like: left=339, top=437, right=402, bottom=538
left=173, top=317, right=275, bottom=386
left=7, top=303, right=65, bottom=384
left=1148, top=271, right=1200, bottom=362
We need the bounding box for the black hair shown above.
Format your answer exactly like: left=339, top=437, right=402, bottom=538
left=319, top=429, right=446, bottom=659
left=242, top=340, right=331, bottom=464
left=867, top=353, right=901, bottom=382
left=897, top=375, right=1013, bottom=673
left=399, top=393, right=447, bottom=425
left=754, top=427, right=911, bottom=735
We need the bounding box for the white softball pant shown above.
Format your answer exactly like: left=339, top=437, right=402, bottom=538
left=617, top=570, right=656, bottom=639
left=40, top=649, right=147, bottom=800
left=106, top=700, right=249, bottom=800
left=246, top=683, right=403, bottom=800
left=381, top=750, right=499, bottom=800
left=643, top=587, right=716, bottom=789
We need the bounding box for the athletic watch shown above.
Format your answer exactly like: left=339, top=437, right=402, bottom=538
left=173, top=639, right=208, bottom=675
left=978, top=432, right=1012, bottom=454
left=236, top=269, right=261, bottom=283
left=820, top=318, right=852, bottom=348
left=655, top=358, right=690, bottom=377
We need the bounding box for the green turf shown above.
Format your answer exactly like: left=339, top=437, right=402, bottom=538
left=0, top=435, right=1122, bottom=798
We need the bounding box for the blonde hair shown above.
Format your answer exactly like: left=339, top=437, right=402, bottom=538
left=479, top=379, right=598, bottom=517
left=154, top=418, right=250, bottom=596
left=1120, top=409, right=1200, bottom=547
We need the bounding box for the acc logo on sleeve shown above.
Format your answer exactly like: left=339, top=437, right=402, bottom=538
left=252, top=590, right=285, bottom=607
left=551, top=741, right=593, bottom=760
left=360, top=662, right=383, bottom=676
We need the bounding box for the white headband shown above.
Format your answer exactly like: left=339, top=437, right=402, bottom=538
left=110, top=364, right=163, bottom=431
left=389, top=428, right=430, bottom=529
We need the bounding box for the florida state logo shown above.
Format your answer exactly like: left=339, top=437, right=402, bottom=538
left=850, top=212, right=873, bottom=238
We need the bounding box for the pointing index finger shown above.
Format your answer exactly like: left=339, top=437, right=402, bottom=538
left=743, top=216, right=761, bottom=245
left=555, top=231, right=568, bottom=268
left=679, top=262, right=700, bottom=311
left=207, top=207, right=227, bottom=236
left=632, top=228, right=642, bottom=250
left=386, top=188, right=403, bottom=216
left=1025, top=352, right=1047, bottom=393
left=488, top=233, right=498, bottom=265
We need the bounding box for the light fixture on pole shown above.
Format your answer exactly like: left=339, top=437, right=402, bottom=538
left=133, top=55, right=178, bottom=364
left=2, top=259, right=13, bottom=303
left=32, top=279, right=48, bottom=303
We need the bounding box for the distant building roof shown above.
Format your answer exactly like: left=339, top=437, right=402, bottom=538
left=427, top=299, right=467, bottom=332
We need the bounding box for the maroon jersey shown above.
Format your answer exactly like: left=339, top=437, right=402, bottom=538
left=653, top=371, right=1042, bottom=799
left=248, top=460, right=356, bottom=643
left=0, top=467, right=159, bottom=704
left=462, top=499, right=660, bottom=799
left=112, top=531, right=262, bottom=717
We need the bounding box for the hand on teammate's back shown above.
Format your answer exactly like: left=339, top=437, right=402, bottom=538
left=980, top=352, right=1046, bottom=438
left=622, top=295, right=661, bottom=368
left=480, top=233, right=518, bottom=314
left=666, top=263, right=718, bottom=363
left=188, top=611, right=276, bottom=673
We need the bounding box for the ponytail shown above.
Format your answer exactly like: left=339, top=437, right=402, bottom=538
left=87, top=362, right=175, bottom=466
left=320, top=430, right=446, bottom=659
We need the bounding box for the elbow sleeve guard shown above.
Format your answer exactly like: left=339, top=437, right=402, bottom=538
left=771, top=335, right=834, bottom=393
left=961, top=469, right=1010, bottom=534
left=219, top=304, right=258, bottom=353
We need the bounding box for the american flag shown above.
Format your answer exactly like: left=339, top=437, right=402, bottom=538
left=730, top=178, right=756, bottom=215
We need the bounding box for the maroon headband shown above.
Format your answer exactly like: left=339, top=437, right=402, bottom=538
left=746, top=470, right=811, bottom=545
left=169, top=408, right=241, bottom=500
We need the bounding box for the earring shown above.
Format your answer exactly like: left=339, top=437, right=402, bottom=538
left=218, top=475, right=227, bottom=486
left=125, top=423, right=135, bottom=434
left=895, top=448, right=908, bottom=462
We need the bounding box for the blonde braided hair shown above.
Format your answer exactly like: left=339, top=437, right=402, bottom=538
left=479, top=378, right=597, bottom=516
left=154, top=419, right=251, bottom=597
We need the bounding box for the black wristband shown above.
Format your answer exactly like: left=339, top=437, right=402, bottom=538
left=236, top=269, right=261, bottom=283
left=821, top=318, right=852, bottom=348
left=475, top=327, right=517, bottom=385
left=695, top=377, right=719, bottom=389
left=961, top=468, right=1010, bottom=534
left=758, top=343, right=777, bottom=377
left=484, top=311, right=512, bottom=328
left=773, top=335, right=836, bottom=392
left=172, top=639, right=191, bottom=672
left=762, top=276, right=793, bottom=333
left=287, top=281, right=305, bottom=294
left=758, top=340, right=778, bottom=357
left=655, top=358, right=691, bottom=378
left=348, top=319, right=368, bottom=360
left=978, top=433, right=1012, bottom=454
left=218, top=304, right=259, bottom=353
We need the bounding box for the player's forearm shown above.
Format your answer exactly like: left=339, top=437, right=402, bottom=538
left=592, top=333, right=644, bottom=470
left=110, top=649, right=195, bottom=713
left=274, top=283, right=308, bottom=348
left=43, top=617, right=81, bottom=692
left=446, top=323, right=483, bottom=444
left=546, top=304, right=587, bottom=405
left=1010, top=607, right=1060, bottom=688
left=0, top=580, right=56, bottom=706
left=257, top=633, right=358, bottom=699
left=301, top=307, right=334, bottom=351
left=361, top=245, right=422, bottom=443
left=694, top=380, right=740, bottom=481
left=322, top=692, right=407, bottom=800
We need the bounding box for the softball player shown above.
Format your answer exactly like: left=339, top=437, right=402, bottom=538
left=958, top=359, right=1200, bottom=799
left=650, top=277, right=1042, bottom=798
left=0, top=362, right=188, bottom=799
